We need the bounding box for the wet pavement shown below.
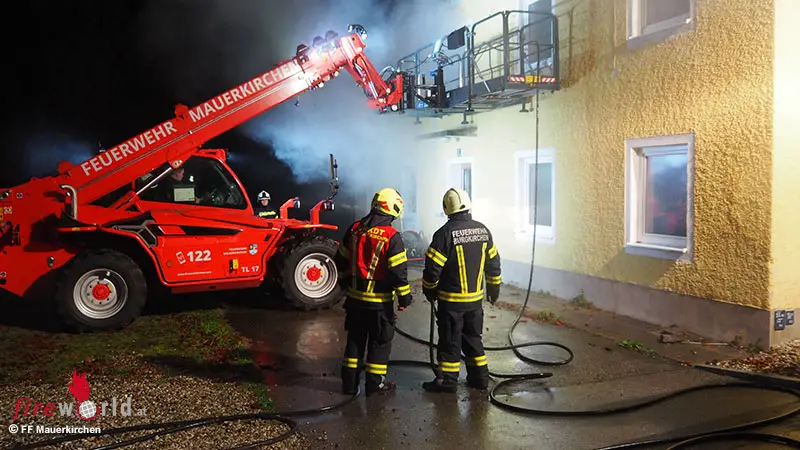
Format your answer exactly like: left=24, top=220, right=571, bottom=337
left=226, top=281, right=799, bottom=450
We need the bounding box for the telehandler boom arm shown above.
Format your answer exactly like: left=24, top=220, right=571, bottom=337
left=49, top=29, right=403, bottom=208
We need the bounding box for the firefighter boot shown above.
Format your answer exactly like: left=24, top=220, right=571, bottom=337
left=466, top=365, right=490, bottom=390
left=365, top=373, right=396, bottom=397
left=341, top=367, right=361, bottom=395
left=422, top=372, right=458, bottom=393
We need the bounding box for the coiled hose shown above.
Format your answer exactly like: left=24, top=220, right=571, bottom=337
left=394, top=289, right=800, bottom=450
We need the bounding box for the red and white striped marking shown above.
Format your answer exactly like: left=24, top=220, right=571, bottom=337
left=508, top=75, right=556, bottom=83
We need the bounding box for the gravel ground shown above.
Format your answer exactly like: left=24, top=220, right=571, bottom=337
left=709, top=339, right=800, bottom=378
left=1, top=369, right=309, bottom=449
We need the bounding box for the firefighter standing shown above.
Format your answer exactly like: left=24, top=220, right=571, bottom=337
left=254, top=190, right=278, bottom=218
left=421, top=187, right=501, bottom=393
left=335, top=188, right=413, bottom=396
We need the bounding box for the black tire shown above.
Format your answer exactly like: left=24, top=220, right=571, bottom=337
left=280, top=236, right=344, bottom=311
left=55, top=249, right=148, bottom=332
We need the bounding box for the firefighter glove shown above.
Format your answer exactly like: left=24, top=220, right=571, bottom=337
left=486, top=284, right=500, bottom=305
left=423, top=288, right=437, bottom=303
left=397, top=293, right=413, bottom=311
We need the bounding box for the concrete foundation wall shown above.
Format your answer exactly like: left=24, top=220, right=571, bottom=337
left=501, top=258, right=799, bottom=348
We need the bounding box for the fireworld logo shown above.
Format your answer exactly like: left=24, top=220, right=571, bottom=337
left=11, top=370, right=147, bottom=422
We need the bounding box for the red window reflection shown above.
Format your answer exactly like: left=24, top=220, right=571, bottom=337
left=645, top=153, right=687, bottom=238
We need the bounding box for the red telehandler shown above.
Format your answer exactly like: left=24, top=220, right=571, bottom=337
left=0, top=26, right=407, bottom=332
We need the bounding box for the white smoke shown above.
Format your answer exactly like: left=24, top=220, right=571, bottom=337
left=137, top=0, right=468, bottom=200
left=239, top=0, right=467, bottom=195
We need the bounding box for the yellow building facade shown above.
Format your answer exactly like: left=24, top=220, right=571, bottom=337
left=402, top=0, right=800, bottom=347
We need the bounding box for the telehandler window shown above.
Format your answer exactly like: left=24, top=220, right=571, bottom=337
left=138, top=156, right=248, bottom=210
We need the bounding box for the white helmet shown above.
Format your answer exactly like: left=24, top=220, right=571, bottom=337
left=257, top=190, right=270, bottom=201
left=442, top=187, right=471, bottom=216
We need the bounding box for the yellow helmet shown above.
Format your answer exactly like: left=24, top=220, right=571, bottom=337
left=442, top=187, right=471, bottom=215
left=371, top=188, right=404, bottom=218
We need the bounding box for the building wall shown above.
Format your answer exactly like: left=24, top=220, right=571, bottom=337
left=771, top=0, right=800, bottom=313
left=415, top=0, right=777, bottom=329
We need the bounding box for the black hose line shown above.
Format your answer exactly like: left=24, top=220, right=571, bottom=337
left=394, top=288, right=800, bottom=449
left=12, top=393, right=354, bottom=450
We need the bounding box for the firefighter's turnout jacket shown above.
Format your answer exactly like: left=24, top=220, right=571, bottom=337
left=335, top=212, right=412, bottom=309
left=254, top=205, right=278, bottom=218
left=422, top=212, right=501, bottom=308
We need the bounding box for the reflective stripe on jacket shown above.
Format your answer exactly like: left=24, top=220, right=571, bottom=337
left=422, top=212, right=501, bottom=303
left=335, top=212, right=411, bottom=306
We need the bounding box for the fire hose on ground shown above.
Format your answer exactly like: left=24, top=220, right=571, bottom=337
left=15, top=265, right=800, bottom=450
left=395, top=290, right=800, bottom=450
left=15, top=91, right=800, bottom=450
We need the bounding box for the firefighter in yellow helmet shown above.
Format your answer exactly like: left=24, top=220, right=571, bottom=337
left=334, top=188, right=413, bottom=396
left=421, top=187, right=501, bottom=393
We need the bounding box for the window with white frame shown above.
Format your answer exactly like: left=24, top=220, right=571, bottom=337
left=627, top=0, right=694, bottom=42
left=515, top=149, right=554, bottom=240
left=447, top=159, right=473, bottom=199
left=625, top=134, right=694, bottom=260
left=461, top=166, right=472, bottom=198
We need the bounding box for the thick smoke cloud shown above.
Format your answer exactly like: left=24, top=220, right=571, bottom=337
left=137, top=0, right=467, bottom=210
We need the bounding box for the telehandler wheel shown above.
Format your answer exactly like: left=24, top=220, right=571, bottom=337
left=55, top=250, right=147, bottom=332
left=280, top=236, right=344, bottom=311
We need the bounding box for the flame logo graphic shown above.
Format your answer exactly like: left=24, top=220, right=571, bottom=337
left=68, top=370, right=91, bottom=402
left=68, top=370, right=97, bottom=421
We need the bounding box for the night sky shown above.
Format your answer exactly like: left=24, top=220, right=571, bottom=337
left=8, top=1, right=305, bottom=191
left=6, top=0, right=432, bottom=233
